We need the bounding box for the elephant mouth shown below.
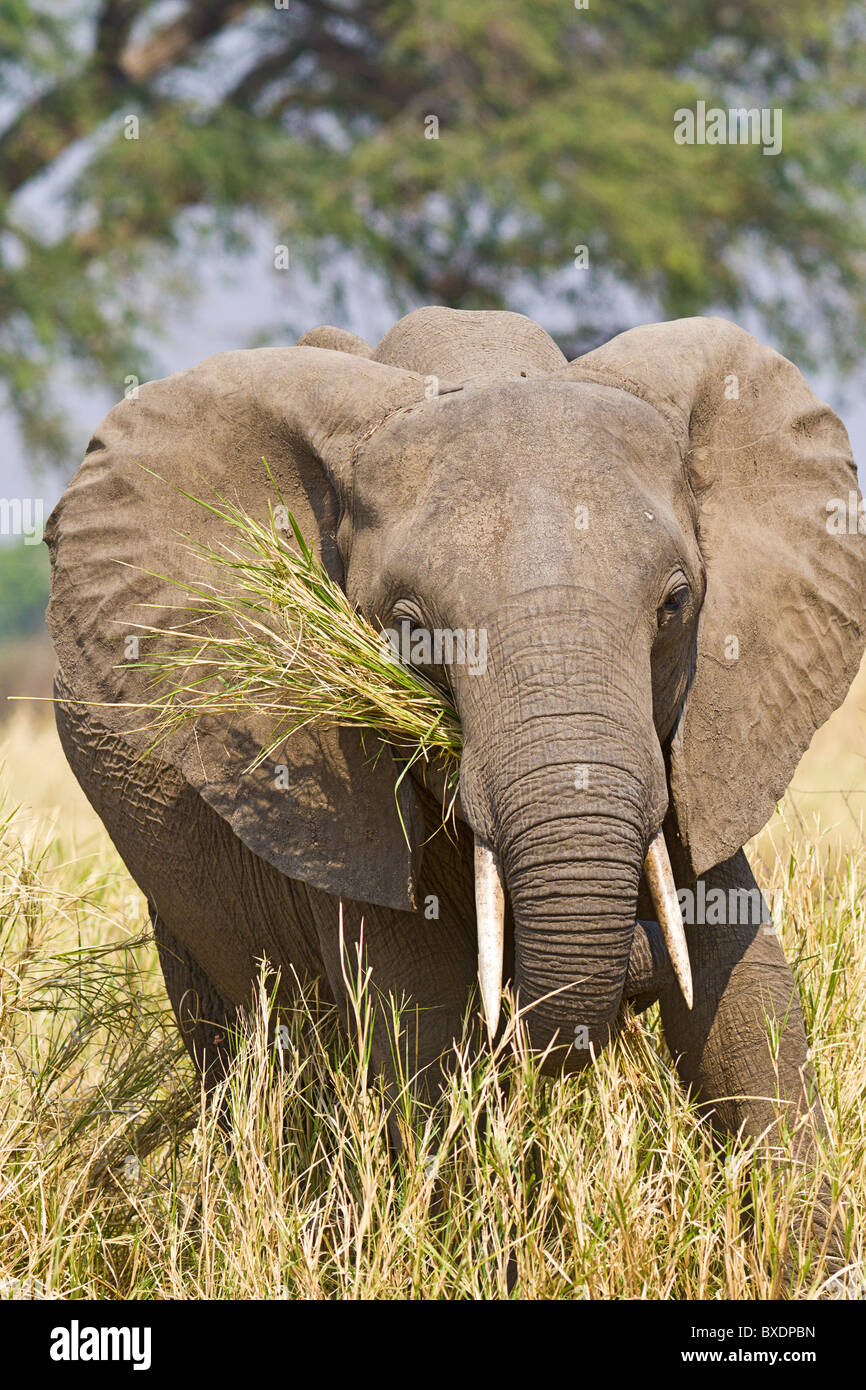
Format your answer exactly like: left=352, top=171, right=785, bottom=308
left=473, top=831, right=690, bottom=1036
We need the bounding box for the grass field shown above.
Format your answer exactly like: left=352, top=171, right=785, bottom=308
left=1, top=697, right=865, bottom=1300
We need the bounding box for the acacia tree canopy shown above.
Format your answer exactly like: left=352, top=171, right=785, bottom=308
left=1, top=0, right=864, bottom=465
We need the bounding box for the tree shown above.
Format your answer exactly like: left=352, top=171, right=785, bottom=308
left=0, top=539, right=48, bottom=640
left=2, top=0, right=865, bottom=467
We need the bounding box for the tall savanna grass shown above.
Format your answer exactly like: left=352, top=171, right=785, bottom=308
left=1, top=710, right=864, bottom=1299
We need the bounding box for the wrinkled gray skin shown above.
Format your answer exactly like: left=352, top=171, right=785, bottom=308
left=46, top=309, right=866, bottom=1268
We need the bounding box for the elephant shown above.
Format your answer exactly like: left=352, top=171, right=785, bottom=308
left=44, top=307, right=866, bottom=1265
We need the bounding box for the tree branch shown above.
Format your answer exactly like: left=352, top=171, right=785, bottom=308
left=119, top=1, right=252, bottom=81
left=95, top=1, right=144, bottom=72
left=0, top=0, right=257, bottom=195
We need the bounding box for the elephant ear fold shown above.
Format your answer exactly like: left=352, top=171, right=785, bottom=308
left=296, top=325, right=373, bottom=355
left=570, top=317, right=866, bottom=876
left=44, top=346, right=426, bottom=910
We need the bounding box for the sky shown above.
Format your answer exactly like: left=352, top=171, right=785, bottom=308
left=3, top=7, right=863, bottom=513
left=0, top=226, right=401, bottom=509
left=2, top=230, right=864, bottom=514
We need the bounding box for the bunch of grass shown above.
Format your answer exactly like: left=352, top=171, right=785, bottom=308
left=129, top=473, right=462, bottom=803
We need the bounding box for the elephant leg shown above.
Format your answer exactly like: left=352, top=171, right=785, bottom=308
left=307, top=798, right=489, bottom=1111
left=309, top=892, right=482, bottom=1110
left=152, top=906, right=237, bottom=1092
left=658, top=849, right=842, bottom=1266
left=55, top=673, right=328, bottom=1019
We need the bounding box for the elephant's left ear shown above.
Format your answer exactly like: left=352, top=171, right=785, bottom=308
left=44, top=347, right=427, bottom=912
left=568, top=316, right=866, bottom=876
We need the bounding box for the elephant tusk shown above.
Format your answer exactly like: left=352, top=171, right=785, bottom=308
left=644, top=830, right=693, bottom=1010
left=474, top=838, right=505, bottom=1036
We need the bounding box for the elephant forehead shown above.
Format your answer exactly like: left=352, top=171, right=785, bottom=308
left=348, top=380, right=699, bottom=616
left=355, top=378, right=685, bottom=496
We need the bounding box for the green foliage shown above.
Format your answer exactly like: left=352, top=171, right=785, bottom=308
left=1, top=1, right=865, bottom=467
left=0, top=539, right=49, bottom=640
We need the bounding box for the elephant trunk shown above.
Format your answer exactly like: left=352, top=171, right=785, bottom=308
left=457, top=590, right=670, bottom=1061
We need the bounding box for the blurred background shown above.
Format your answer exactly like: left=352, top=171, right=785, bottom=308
left=1, top=0, right=865, bottom=845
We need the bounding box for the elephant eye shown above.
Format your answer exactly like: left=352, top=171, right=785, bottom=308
left=388, top=602, right=433, bottom=665
left=391, top=600, right=426, bottom=628
left=657, top=582, right=690, bottom=627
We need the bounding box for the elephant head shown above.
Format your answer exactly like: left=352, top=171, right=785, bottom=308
left=45, top=309, right=866, bottom=1065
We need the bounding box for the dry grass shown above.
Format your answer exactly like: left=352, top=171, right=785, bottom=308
left=766, top=651, right=866, bottom=859
left=129, top=491, right=461, bottom=773
left=0, top=708, right=864, bottom=1299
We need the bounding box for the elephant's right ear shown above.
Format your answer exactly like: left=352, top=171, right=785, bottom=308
left=568, top=318, right=866, bottom=876
left=45, top=347, right=427, bottom=911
